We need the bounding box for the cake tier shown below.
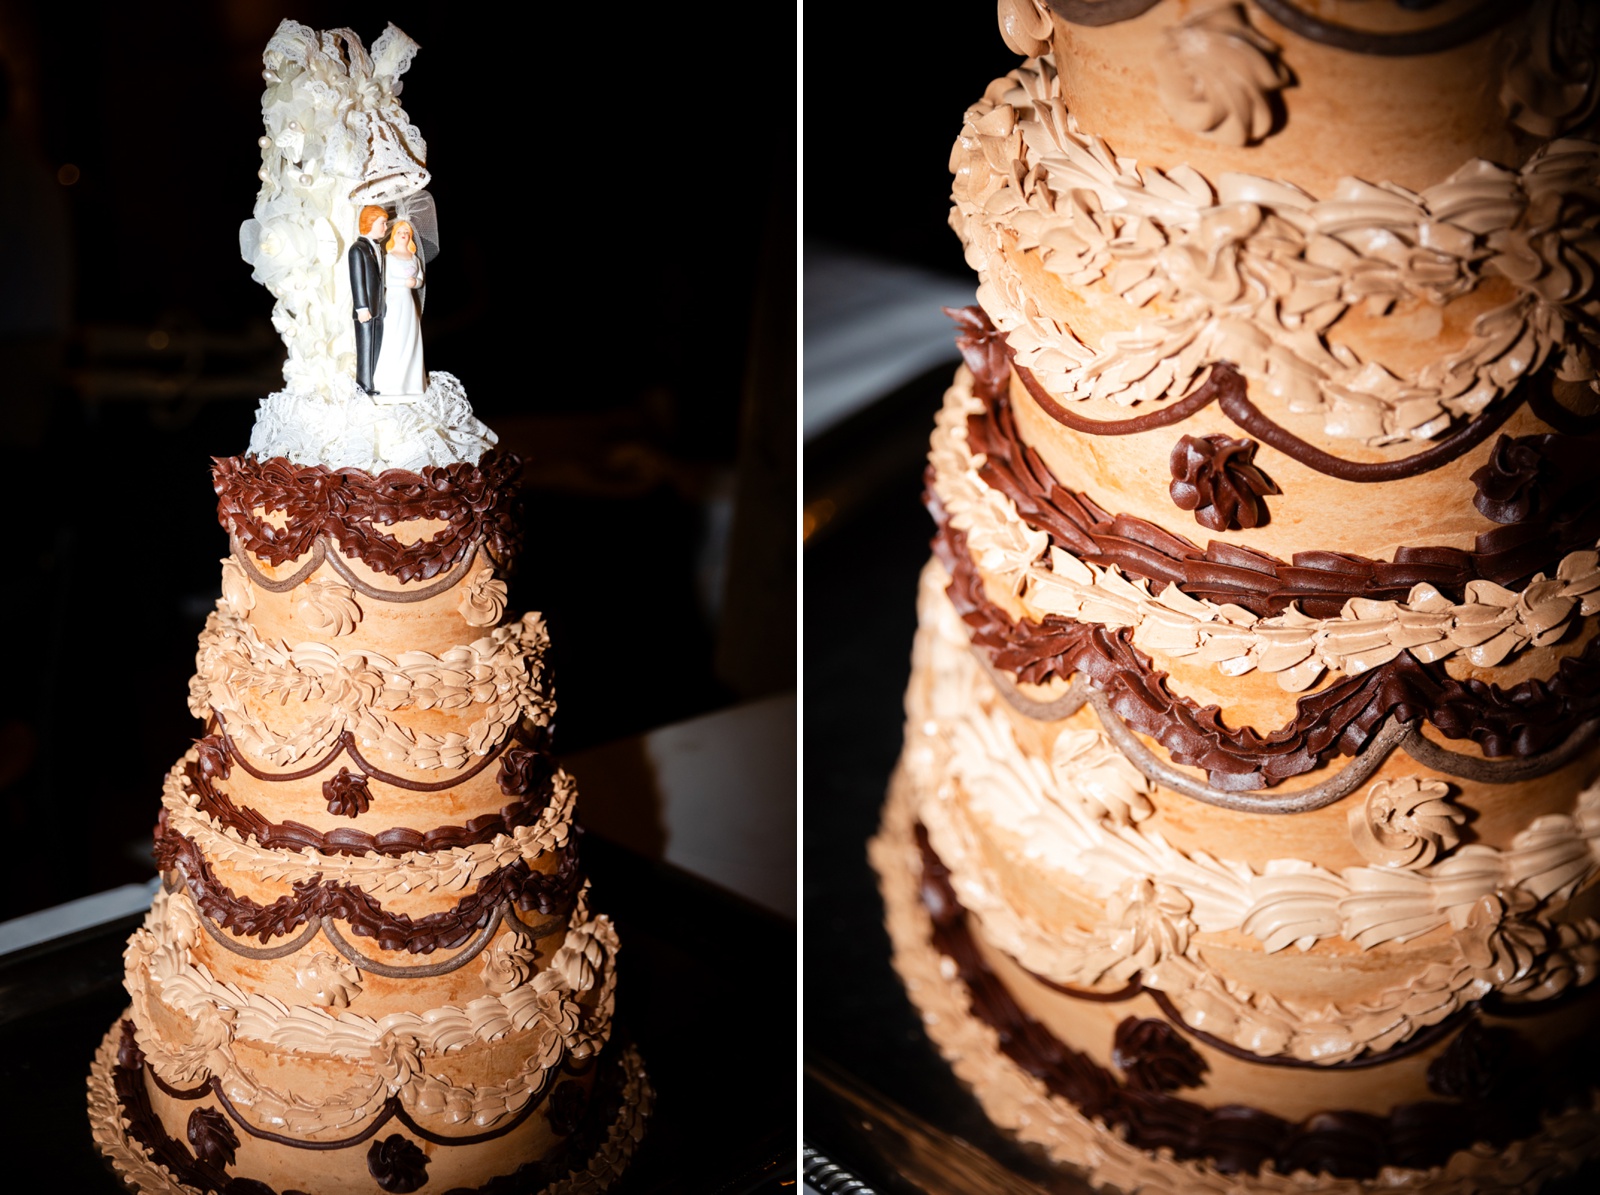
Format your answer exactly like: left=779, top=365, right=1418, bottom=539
left=198, top=452, right=548, bottom=832
left=952, top=15, right=1600, bottom=449
left=89, top=1018, right=649, bottom=1195
left=929, top=361, right=1600, bottom=804
left=903, top=556, right=1600, bottom=1062
left=872, top=770, right=1600, bottom=1193
left=88, top=448, right=649, bottom=1193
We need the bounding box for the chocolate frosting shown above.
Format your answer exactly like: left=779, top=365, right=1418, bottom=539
left=1248, top=0, right=1516, bottom=57
left=936, top=521, right=1600, bottom=788
left=185, top=740, right=555, bottom=857
left=1470, top=433, right=1593, bottom=526
left=1168, top=434, right=1279, bottom=531
left=497, top=745, right=549, bottom=797
left=953, top=296, right=1570, bottom=490
left=969, top=373, right=1600, bottom=620
left=322, top=768, right=372, bottom=818
left=110, top=1020, right=629, bottom=1194
left=1112, top=1017, right=1208, bottom=1092
left=187, top=1105, right=240, bottom=1170
left=1047, top=0, right=1163, bottom=27
left=213, top=450, right=522, bottom=582
left=1426, top=1020, right=1515, bottom=1100
left=367, top=1134, right=430, bottom=1194
left=912, top=825, right=1574, bottom=1179
left=946, top=305, right=1013, bottom=402
left=109, top=1020, right=591, bottom=1177
left=156, top=819, right=579, bottom=950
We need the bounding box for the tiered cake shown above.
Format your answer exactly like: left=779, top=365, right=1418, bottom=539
left=873, top=2, right=1600, bottom=1191
left=86, top=21, right=649, bottom=1195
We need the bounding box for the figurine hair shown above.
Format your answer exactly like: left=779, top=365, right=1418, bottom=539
left=358, top=205, right=388, bottom=235
left=386, top=220, right=418, bottom=256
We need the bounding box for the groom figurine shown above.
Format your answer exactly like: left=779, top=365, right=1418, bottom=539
left=349, top=205, right=389, bottom=393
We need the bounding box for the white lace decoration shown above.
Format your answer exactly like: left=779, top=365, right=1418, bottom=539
left=247, top=370, right=497, bottom=472
left=238, top=21, right=496, bottom=471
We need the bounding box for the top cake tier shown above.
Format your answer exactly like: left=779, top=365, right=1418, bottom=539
left=962, top=0, right=1600, bottom=478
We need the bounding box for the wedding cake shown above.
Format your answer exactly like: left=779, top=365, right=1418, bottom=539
left=872, top=2, right=1600, bottom=1191
left=86, top=21, right=650, bottom=1194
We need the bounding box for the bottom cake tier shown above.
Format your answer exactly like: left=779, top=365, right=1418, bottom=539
left=87, top=1015, right=651, bottom=1195
left=871, top=768, right=1600, bottom=1195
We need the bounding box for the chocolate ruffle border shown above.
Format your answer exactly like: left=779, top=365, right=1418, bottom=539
left=187, top=732, right=555, bottom=856
left=155, top=820, right=579, bottom=952
left=880, top=810, right=1600, bottom=1183
left=214, top=450, right=522, bottom=583
left=939, top=522, right=1600, bottom=797
left=89, top=1016, right=650, bottom=1195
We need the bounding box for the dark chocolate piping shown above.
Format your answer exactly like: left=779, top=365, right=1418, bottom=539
left=229, top=533, right=487, bottom=604
left=503, top=903, right=575, bottom=938
left=1029, top=971, right=1144, bottom=1003
left=1013, top=356, right=1528, bottom=482
left=318, top=906, right=505, bottom=978
left=145, top=1062, right=212, bottom=1102
left=187, top=893, right=566, bottom=969
left=1217, top=370, right=1524, bottom=484
left=392, top=1070, right=556, bottom=1147
left=1045, top=0, right=1163, bottom=27
left=111, top=1022, right=626, bottom=1185
left=319, top=537, right=484, bottom=604
left=1003, top=949, right=1473, bottom=1070
left=213, top=451, right=522, bottom=583
left=977, top=656, right=1091, bottom=721
left=185, top=751, right=555, bottom=859
left=945, top=525, right=1600, bottom=799
left=1083, top=683, right=1413, bottom=813
left=1402, top=716, right=1600, bottom=783
left=196, top=908, right=324, bottom=960
left=1247, top=0, right=1516, bottom=56
left=344, top=732, right=508, bottom=793
left=976, top=642, right=1597, bottom=809
left=215, top=715, right=511, bottom=793
left=974, top=367, right=1600, bottom=621
left=1141, top=984, right=1476, bottom=1070
left=911, top=826, right=1580, bottom=1178
left=1013, top=358, right=1228, bottom=435
left=230, top=536, right=327, bottom=592
left=214, top=716, right=349, bottom=782
left=208, top=1079, right=398, bottom=1150
left=158, top=822, right=580, bottom=950
left=205, top=1064, right=555, bottom=1150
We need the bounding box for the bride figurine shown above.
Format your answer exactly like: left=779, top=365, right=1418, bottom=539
left=371, top=218, right=425, bottom=398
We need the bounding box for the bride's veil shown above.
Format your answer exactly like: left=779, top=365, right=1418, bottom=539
left=394, top=190, right=439, bottom=312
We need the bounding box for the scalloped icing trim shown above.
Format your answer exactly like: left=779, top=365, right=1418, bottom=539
left=160, top=750, right=576, bottom=894
left=190, top=606, right=554, bottom=770
left=88, top=1022, right=650, bottom=1195
left=871, top=792, right=1600, bottom=1193
left=124, top=886, right=617, bottom=1134
left=905, top=560, right=1600, bottom=1062
left=951, top=55, right=1600, bottom=444
left=932, top=366, right=1600, bottom=691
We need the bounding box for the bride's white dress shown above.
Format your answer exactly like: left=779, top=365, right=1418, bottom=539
left=372, top=252, right=425, bottom=398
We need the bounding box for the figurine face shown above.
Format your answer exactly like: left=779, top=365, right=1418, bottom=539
left=393, top=226, right=411, bottom=251
left=369, top=214, right=389, bottom=240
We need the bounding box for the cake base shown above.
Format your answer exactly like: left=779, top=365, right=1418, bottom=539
left=871, top=762, right=1600, bottom=1195
left=87, top=1012, right=651, bottom=1195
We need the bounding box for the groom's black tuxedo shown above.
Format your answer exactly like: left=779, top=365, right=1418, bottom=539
left=349, top=236, right=386, bottom=393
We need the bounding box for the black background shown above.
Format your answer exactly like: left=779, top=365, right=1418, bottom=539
left=0, top=0, right=795, bottom=919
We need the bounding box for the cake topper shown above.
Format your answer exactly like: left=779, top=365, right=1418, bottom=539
left=238, top=20, right=493, bottom=471
left=239, top=20, right=437, bottom=397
